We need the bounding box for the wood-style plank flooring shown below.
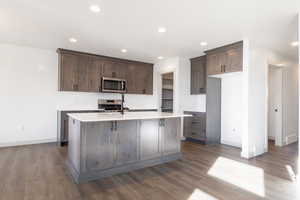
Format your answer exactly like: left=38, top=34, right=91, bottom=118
left=0, top=141, right=298, bottom=200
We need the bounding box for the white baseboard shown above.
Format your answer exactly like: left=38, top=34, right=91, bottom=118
left=0, top=138, right=57, bottom=148
left=286, top=134, right=298, bottom=145
left=268, top=136, right=275, bottom=140
left=221, top=140, right=242, bottom=148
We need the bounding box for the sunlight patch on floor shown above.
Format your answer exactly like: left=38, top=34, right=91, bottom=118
left=187, top=188, right=218, bottom=200
left=207, top=157, right=265, bottom=197
left=286, top=165, right=297, bottom=182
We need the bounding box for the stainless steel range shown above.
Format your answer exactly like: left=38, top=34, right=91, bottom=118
left=98, top=99, right=127, bottom=112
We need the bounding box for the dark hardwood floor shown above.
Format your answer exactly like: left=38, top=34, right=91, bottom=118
left=0, top=141, right=298, bottom=200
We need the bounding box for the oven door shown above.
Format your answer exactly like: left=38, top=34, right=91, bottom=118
left=102, top=77, right=126, bottom=93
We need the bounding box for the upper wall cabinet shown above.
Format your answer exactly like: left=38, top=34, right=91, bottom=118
left=205, top=41, right=243, bottom=75
left=190, top=55, right=206, bottom=94
left=57, top=49, right=154, bottom=94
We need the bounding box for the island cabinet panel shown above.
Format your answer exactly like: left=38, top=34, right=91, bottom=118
left=162, top=118, right=181, bottom=155
left=115, top=120, right=139, bottom=165
left=68, top=118, right=81, bottom=172
left=57, top=49, right=153, bottom=94
left=140, top=119, right=161, bottom=160
left=83, top=121, right=115, bottom=172
left=67, top=117, right=183, bottom=183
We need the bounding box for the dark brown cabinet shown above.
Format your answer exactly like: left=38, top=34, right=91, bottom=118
left=102, top=60, right=127, bottom=79
left=184, top=111, right=206, bottom=142
left=190, top=55, right=206, bottom=94
left=88, top=58, right=103, bottom=92
left=59, top=53, right=79, bottom=91
left=125, top=62, right=153, bottom=95
left=77, top=55, right=91, bottom=92
left=205, top=41, right=243, bottom=75
left=57, top=49, right=153, bottom=94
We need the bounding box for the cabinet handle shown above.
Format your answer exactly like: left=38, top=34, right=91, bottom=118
left=73, top=84, right=78, bottom=91
left=224, top=65, right=226, bottom=72
left=111, top=121, right=114, bottom=131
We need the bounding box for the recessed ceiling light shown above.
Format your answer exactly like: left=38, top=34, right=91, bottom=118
left=121, top=49, right=127, bottom=53
left=200, top=42, right=208, bottom=46
left=291, top=41, right=299, bottom=47
left=158, top=56, right=164, bottom=60
left=90, top=5, right=101, bottom=13
left=69, top=38, right=77, bottom=43
left=158, top=27, right=167, bottom=33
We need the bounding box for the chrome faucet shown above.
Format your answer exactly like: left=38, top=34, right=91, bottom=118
left=120, top=93, right=125, bottom=115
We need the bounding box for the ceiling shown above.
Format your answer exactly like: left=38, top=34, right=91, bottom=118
left=1, top=0, right=299, bottom=63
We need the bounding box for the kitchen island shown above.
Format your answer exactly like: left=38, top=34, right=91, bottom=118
left=67, top=112, right=190, bottom=183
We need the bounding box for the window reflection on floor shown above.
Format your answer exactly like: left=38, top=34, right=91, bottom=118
left=188, top=188, right=218, bottom=200
left=207, top=157, right=265, bottom=197
left=286, top=165, right=297, bottom=182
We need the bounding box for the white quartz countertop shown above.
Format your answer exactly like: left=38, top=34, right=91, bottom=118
left=57, top=107, right=104, bottom=111
left=68, top=112, right=192, bottom=122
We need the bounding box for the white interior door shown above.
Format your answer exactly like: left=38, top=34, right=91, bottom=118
left=268, top=66, right=283, bottom=146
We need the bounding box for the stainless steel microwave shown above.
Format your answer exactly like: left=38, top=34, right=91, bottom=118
left=101, top=77, right=127, bottom=93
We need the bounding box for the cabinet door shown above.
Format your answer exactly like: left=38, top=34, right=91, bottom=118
left=206, top=53, right=222, bottom=75
left=59, top=53, right=79, bottom=91
left=102, top=60, right=127, bottom=79
left=183, top=115, right=193, bottom=137
left=84, top=122, right=115, bottom=171
left=162, top=118, right=181, bottom=155
left=191, top=56, right=206, bottom=94
left=225, top=46, right=243, bottom=73
left=77, top=55, right=91, bottom=92
left=88, top=58, right=103, bottom=92
left=140, top=119, right=161, bottom=160
left=115, top=120, right=139, bottom=165
left=126, top=63, right=153, bottom=94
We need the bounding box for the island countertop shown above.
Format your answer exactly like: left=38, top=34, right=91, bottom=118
left=68, top=111, right=191, bottom=122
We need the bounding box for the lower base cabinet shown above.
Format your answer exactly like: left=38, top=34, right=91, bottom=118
left=84, top=121, right=114, bottom=171
left=163, top=118, right=181, bottom=155
left=184, top=111, right=206, bottom=143
left=140, top=119, right=161, bottom=160
left=68, top=118, right=182, bottom=183
left=115, top=120, right=139, bottom=165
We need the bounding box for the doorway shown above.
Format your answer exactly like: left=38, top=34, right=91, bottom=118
left=268, top=65, right=284, bottom=146
left=161, top=72, right=174, bottom=113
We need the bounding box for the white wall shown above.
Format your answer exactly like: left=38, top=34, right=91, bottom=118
left=267, top=52, right=299, bottom=146
left=155, top=57, right=206, bottom=114
left=0, top=43, right=158, bottom=146
left=241, top=43, right=269, bottom=159
left=241, top=42, right=299, bottom=158
left=178, top=57, right=206, bottom=112
left=221, top=73, right=243, bottom=148
left=282, top=64, right=298, bottom=144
